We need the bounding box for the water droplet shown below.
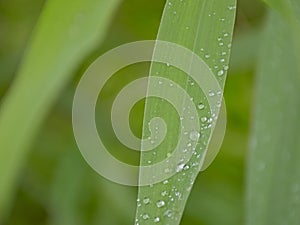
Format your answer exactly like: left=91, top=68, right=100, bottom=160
left=184, top=165, right=190, bottom=170
left=218, top=70, right=224, bottom=76
left=189, top=131, right=200, bottom=141
left=164, top=210, right=173, bottom=218
left=205, top=54, right=210, bottom=59
left=142, top=214, right=150, bottom=220
left=201, top=117, right=208, bottom=122
left=156, top=200, right=165, bottom=208
left=154, top=217, right=160, bottom=223
left=208, top=90, right=215, bottom=97
left=161, top=190, right=168, bottom=196
left=176, top=163, right=185, bottom=172
left=143, top=197, right=150, bottom=204
left=198, top=103, right=205, bottom=110
left=224, top=65, right=229, bottom=71
left=175, top=191, right=182, bottom=198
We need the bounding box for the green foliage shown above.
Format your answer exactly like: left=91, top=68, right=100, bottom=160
left=135, top=0, right=236, bottom=224
left=0, top=0, right=121, bottom=219
left=1, top=0, right=300, bottom=225
left=246, top=11, right=300, bottom=225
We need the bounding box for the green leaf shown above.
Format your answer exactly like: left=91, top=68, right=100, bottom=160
left=0, top=0, right=121, bottom=219
left=246, top=11, right=300, bottom=225
left=261, top=0, right=292, bottom=19
left=261, top=0, right=300, bottom=26
left=135, top=1, right=236, bottom=225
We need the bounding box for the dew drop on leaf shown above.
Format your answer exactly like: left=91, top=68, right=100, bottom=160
left=156, top=200, right=166, bottom=208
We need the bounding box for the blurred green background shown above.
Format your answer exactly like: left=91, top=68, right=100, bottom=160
left=0, top=0, right=266, bottom=224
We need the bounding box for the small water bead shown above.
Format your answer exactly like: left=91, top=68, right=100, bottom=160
left=164, top=210, right=173, bottom=218
left=166, top=63, right=170, bottom=67
left=142, top=214, right=150, bottom=220
left=205, top=54, right=210, bottom=59
left=228, top=5, right=236, bottom=10
left=220, top=58, right=225, bottom=63
left=156, top=200, right=166, bottom=208
left=154, top=217, right=160, bottom=223
left=218, top=70, right=224, bottom=76
left=176, top=163, right=185, bottom=172
left=208, top=90, right=215, bottom=97
left=175, top=191, right=182, bottom=199
left=184, top=165, right=190, bottom=170
left=161, top=190, right=168, bottom=196
left=198, top=103, right=205, bottom=110
left=163, top=180, right=169, bottom=184
left=189, top=131, right=200, bottom=141
left=201, top=116, right=208, bottom=122
left=224, top=65, right=229, bottom=71
left=143, top=197, right=150, bottom=204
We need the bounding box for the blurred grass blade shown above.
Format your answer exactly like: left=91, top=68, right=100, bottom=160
left=261, top=0, right=300, bottom=26
left=261, top=0, right=292, bottom=19
left=246, top=11, right=300, bottom=225
left=0, top=0, right=120, bottom=219
left=135, top=0, right=236, bottom=225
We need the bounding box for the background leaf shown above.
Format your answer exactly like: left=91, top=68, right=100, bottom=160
left=0, top=0, right=121, bottom=219
left=246, top=11, right=300, bottom=225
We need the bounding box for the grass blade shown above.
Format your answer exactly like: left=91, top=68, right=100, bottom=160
left=135, top=1, right=236, bottom=224
left=246, top=11, right=300, bottom=225
left=0, top=0, right=120, bottom=219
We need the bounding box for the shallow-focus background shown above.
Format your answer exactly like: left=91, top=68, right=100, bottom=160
left=0, top=0, right=265, bottom=224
